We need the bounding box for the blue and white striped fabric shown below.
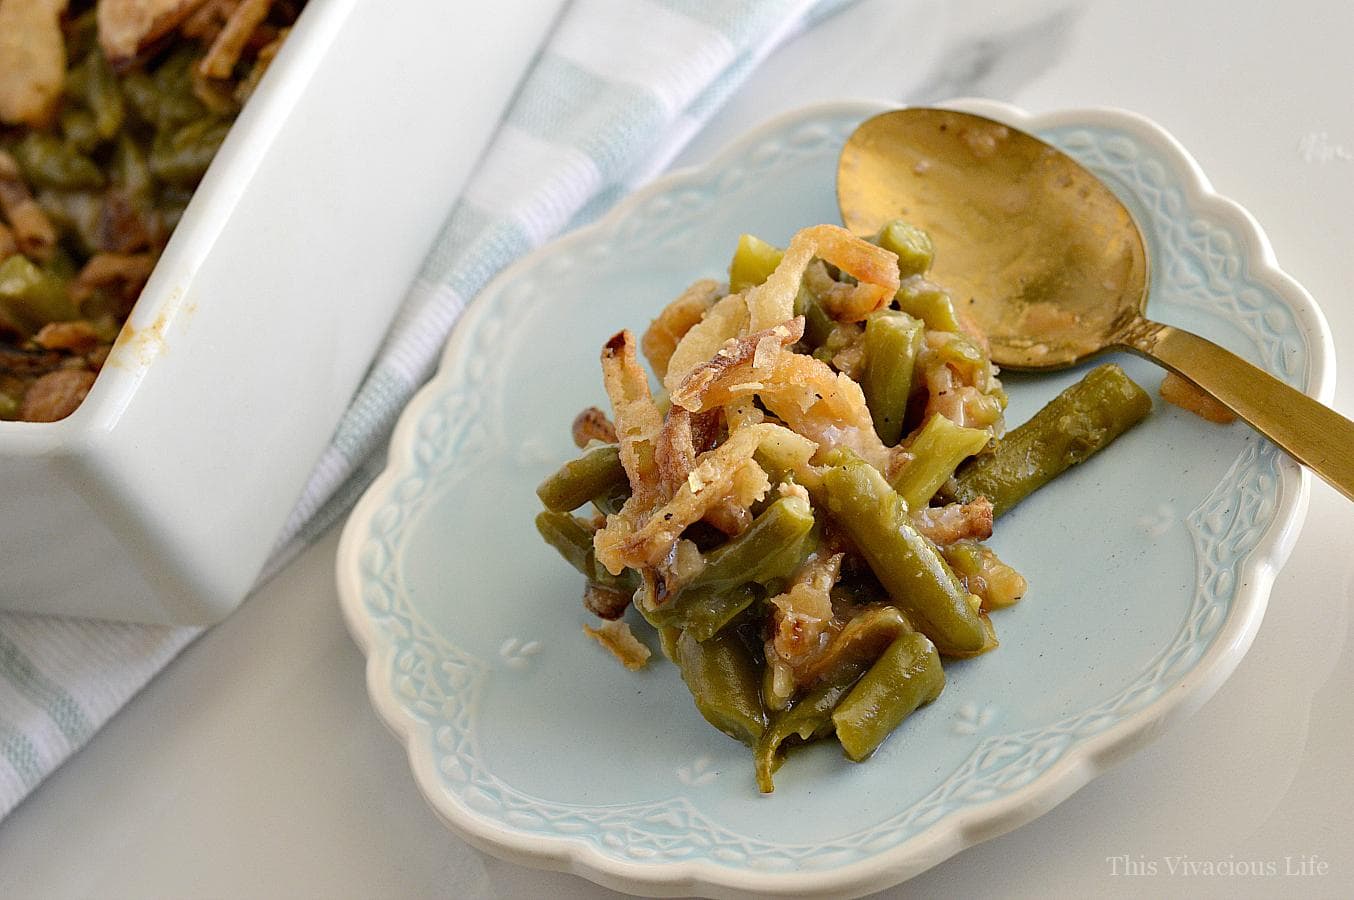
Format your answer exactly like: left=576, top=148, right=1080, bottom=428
left=0, top=0, right=855, bottom=819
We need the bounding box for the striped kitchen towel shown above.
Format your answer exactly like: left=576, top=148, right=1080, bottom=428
left=0, top=0, right=859, bottom=820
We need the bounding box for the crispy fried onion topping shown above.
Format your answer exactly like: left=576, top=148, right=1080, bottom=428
left=197, top=0, right=272, bottom=79
left=764, top=551, right=844, bottom=709
left=98, top=0, right=210, bottom=70
left=641, top=277, right=721, bottom=380
left=582, top=582, right=632, bottom=621
left=594, top=424, right=773, bottom=575
left=670, top=316, right=804, bottom=412
left=70, top=252, right=156, bottom=309
left=0, top=222, right=17, bottom=262
left=0, top=0, right=68, bottom=127
left=677, top=344, right=893, bottom=472
left=912, top=497, right=994, bottom=546
left=654, top=404, right=722, bottom=502
left=571, top=405, right=617, bottom=448
left=746, top=224, right=899, bottom=331
left=663, top=291, right=748, bottom=393
left=20, top=368, right=96, bottom=422
left=600, top=330, right=664, bottom=509
left=0, top=151, right=57, bottom=261
left=582, top=620, right=651, bottom=671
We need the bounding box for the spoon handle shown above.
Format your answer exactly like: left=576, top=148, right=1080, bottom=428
left=1119, top=321, right=1354, bottom=502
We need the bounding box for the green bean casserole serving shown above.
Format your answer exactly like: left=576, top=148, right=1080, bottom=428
left=0, top=0, right=304, bottom=422
left=535, top=222, right=1152, bottom=792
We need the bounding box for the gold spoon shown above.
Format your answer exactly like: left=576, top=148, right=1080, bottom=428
left=838, top=106, right=1354, bottom=502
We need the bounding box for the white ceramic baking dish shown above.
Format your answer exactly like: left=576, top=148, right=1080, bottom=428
left=0, top=0, right=562, bottom=624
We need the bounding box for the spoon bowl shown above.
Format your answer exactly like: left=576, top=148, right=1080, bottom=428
left=837, top=106, right=1354, bottom=501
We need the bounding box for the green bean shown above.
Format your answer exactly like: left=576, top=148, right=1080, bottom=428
left=894, top=274, right=961, bottom=333
left=150, top=119, right=231, bottom=187
left=0, top=391, right=19, bottom=421
left=83, top=49, right=126, bottom=141
left=755, top=655, right=868, bottom=792
left=792, top=285, right=835, bottom=348
left=673, top=628, right=766, bottom=747
left=62, top=9, right=99, bottom=62
left=536, top=443, right=628, bottom=513
left=941, top=539, right=1026, bottom=611
left=111, top=135, right=153, bottom=204
left=591, top=477, right=630, bottom=517
left=728, top=233, right=784, bottom=293
left=151, top=48, right=209, bottom=128
left=14, top=134, right=104, bottom=191
left=873, top=219, right=934, bottom=279
left=753, top=606, right=909, bottom=790
left=862, top=310, right=924, bottom=446
left=534, top=510, right=638, bottom=596
left=951, top=363, right=1152, bottom=517
left=120, top=72, right=162, bottom=126
left=891, top=413, right=991, bottom=510
left=832, top=631, right=945, bottom=761
left=641, top=496, right=816, bottom=640
left=0, top=256, right=77, bottom=333
left=816, top=451, right=986, bottom=655
left=60, top=109, right=102, bottom=154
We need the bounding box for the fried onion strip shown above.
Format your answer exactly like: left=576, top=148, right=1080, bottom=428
left=912, top=497, right=994, bottom=546
left=0, top=0, right=68, bottom=127
left=663, top=291, right=748, bottom=394
left=746, top=224, right=899, bottom=331
left=571, top=405, right=617, bottom=448
left=69, top=252, right=156, bottom=309
left=670, top=316, right=803, bottom=412
left=680, top=348, right=891, bottom=472
left=654, top=405, right=722, bottom=500
left=98, top=0, right=210, bottom=70
left=198, top=0, right=272, bottom=79
left=594, top=425, right=770, bottom=575
left=583, top=620, right=651, bottom=671
left=642, top=278, right=721, bottom=380
left=0, top=151, right=57, bottom=262
left=600, top=330, right=664, bottom=509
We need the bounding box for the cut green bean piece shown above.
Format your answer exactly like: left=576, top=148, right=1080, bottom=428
left=534, top=510, right=637, bottom=596
left=111, top=135, right=153, bottom=203
left=61, top=109, right=102, bottom=153
left=874, top=220, right=934, bottom=279
left=728, top=233, right=784, bottom=293
left=951, top=363, right=1152, bottom=517
left=755, top=655, right=869, bottom=792
left=754, top=606, right=910, bottom=791
left=793, top=285, right=835, bottom=348
left=816, top=452, right=986, bottom=655
left=894, top=274, right=961, bottom=333
left=642, top=496, right=816, bottom=640
left=536, top=443, right=628, bottom=513
left=673, top=629, right=767, bottom=747
left=150, top=118, right=231, bottom=186
left=83, top=49, right=126, bottom=140
left=891, top=413, right=991, bottom=510
left=862, top=310, right=924, bottom=446
left=14, top=133, right=104, bottom=191
left=833, top=631, right=945, bottom=762
left=0, top=256, right=78, bottom=333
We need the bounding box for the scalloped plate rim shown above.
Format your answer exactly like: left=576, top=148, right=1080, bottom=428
left=336, top=98, right=1328, bottom=899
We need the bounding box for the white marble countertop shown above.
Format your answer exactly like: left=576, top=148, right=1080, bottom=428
left=2, top=0, right=1352, bottom=896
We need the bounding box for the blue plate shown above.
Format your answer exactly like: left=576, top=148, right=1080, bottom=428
left=337, top=100, right=1329, bottom=898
